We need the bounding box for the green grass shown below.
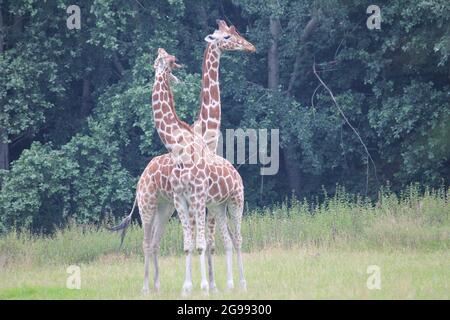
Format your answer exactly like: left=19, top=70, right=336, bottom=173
left=0, top=185, right=448, bottom=299
left=0, top=248, right=448, bottom=299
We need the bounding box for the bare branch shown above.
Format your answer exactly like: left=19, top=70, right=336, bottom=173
left=313, top=61, right=379, bottom=194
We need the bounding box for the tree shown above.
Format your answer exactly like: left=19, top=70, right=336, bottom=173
left=0, top=0, right=449, bottom=233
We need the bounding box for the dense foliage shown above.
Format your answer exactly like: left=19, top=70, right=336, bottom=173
left=0, top=0, right=449, bottom=232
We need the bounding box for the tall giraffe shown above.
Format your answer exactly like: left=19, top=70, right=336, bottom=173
left=110, top=22, right=255, bottom=295
left=193, top=19, right=256, bottom=153
left=193, top=19, right=255, bottom=292
left=150, top=48, right=214, bottom=295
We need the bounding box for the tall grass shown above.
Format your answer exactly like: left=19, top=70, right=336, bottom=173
left=0, top=185, right=448, bottom=268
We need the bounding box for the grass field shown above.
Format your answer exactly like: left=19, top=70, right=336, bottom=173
left=0, top=186, right=449, bottom=299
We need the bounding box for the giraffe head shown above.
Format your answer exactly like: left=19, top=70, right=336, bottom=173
left=154, top=48, right=182, bottom=82
left=205, top=20, right=256, bottom=53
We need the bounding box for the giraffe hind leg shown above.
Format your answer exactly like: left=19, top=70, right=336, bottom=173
left=190, top=198, right=209, bottom=294
left=174, top=194, right=194, bottom=295
left=216, top=204, right=234, bottom=290
left=206, top=211, right=218, bottom=292
left=228, top=200, right=246, bottom=291
left=150, top=202, right=174, bottom=293
left=141, top=212, right=156, bottom=296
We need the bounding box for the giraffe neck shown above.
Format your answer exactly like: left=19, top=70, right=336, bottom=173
left=152, top=69, right=192, bottom=153
left=195, top=43, right=222, bottom=153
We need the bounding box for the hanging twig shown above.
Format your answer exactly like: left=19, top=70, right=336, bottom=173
left=134, top=0, right=145, bottom=9
left=313, top=60, right=379, bottom=194
left=310, top=83, right=323, bottom=119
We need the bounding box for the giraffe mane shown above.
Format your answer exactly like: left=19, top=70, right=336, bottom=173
left=164, top=71, right=194, bottom=134
left=193, top=42, right=213, bottom=126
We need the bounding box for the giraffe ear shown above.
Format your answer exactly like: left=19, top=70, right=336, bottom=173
left=169, top=73, right=181, bottom=84
left=205, top=34, right=216, bottom=43
left=153, top=57, right=163, bottom=71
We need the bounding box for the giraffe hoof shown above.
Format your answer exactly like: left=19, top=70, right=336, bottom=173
left=141, top=287, right=150, bottom=296
left=181, top=290, right=192, bottom=297
left=181, top=283, right=193, bottom=297
left=239, top=280, right=247, bottom=291
left=226, top=280, right=235, bottom=291
left=201, top=289, right=210, bottom=296
left=200, top=281, right=209, bottom=295
left=210, top=286, right=219, bottom=295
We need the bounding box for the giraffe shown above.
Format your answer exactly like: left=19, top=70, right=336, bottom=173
left=193, top=19, right=256, bottom=153
left=110, top=22, right=255, bottom=295
left=192, top=19, right=255, bottom=292
left=149, top=48, right=214, bottom=295
left=115, top=47, right=213, bottom=295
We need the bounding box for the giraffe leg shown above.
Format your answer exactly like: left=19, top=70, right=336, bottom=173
left=217, top=205, right=234, bottom=290
left=150, top=202, right=174, bottom=293
left=192, top=198, right=209, bottom=294
left=174, top=194, right=194, bottom=295
left=141, top=214, right=155, bottom=296
left=206, top=212, right=217, bottom=292
left=229, top=201, right=246, bottom=291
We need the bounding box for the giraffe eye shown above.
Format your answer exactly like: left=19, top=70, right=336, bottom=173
left=224, top=35, right=231, bottom=40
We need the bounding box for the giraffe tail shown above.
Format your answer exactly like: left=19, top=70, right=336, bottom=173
left=226, top=202, right=242, bottom=251
left=107, top=195, right=137, bottom=249
left=227, top=224, right=239, bottom=251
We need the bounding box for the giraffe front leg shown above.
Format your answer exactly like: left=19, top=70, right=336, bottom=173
left=206, top=213, right=218, bottom=293
left=217, top=208, right=234, bottom=290
left=192, top=199, right=209, bottom=295
left=141, top=219, right=154, bottom=296
left=174, top=195, right=194, bottom=296
left=182, top=250, right=193, bottom=296
left=199, top=246, right=209, bottom=295
left=229, top=201, right=247, bottom=291
left=138, top=191, right=157, bottom=296
left=151, top=203, right=173, bottom=293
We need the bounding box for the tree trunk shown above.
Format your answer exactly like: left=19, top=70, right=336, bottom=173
left=0, top=131, right=8, bottom=171
left=112, top=52, right=125, bottom=76
left=0, top=3, right=4, bottom=51
left=287, top=11, right=320, bottom=94
left=285, top=12, right=320, bottom=195
left=267, top=17, right=281, bottom=90
left=196, top=4, right=209, bottom=33
left=0, top=6, right=9, bottom=171
left=81, top=78, right=92, bottom=117
left=282, top=146, right=302, bottom=195
left=267, top=16, right=302, bottom=195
